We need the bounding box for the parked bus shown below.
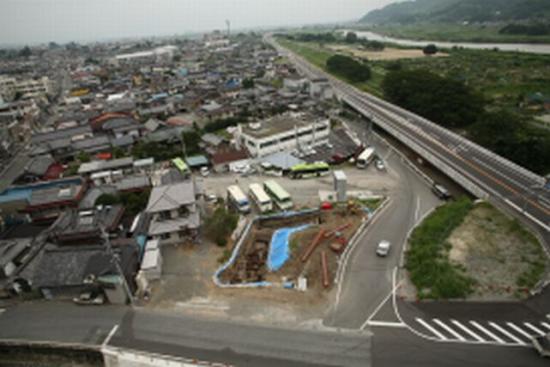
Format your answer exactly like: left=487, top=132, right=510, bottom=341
left=248, top=183, right=273, bottom=213
left=227, top=185, right=250, bottom=214
left=289, top=162, right=330, bottom=179
left=356, top=147, right=376, bottom=169
left=263, top=180, right=293, bottom=211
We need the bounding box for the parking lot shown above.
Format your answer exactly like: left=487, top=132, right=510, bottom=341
left=198, top=164, right=398, bottom=211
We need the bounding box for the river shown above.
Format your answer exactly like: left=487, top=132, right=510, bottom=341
left=348, top=30, right=550, bottom=55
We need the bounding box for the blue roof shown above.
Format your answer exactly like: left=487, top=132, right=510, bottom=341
left=0, top=178, right=82, bottom=205
left=185, top=155, right=209, bottom=167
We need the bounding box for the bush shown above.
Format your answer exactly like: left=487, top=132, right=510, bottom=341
left=204, top=207, right=238, bottom=247
left=423, top=44, right=438, bottom=55
left=406, top=197, right=475, bottom=299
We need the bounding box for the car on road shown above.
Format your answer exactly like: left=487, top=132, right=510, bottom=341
left=432, top=183, right=451, bottom=200
left=73, top=291, right=105, bottom=306
left=200, top=167, right=210, bottom=177
left=376, top=240, right=391, bottom=257
left=375, top=159, right=385, bottom=171
left=532, top=333, right=550, bottom=358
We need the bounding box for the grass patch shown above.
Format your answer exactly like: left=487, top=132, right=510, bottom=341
left=406, top=197, right=475, bottom=299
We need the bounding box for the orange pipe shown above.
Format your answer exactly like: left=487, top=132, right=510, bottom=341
left=321, top=251, right=330, bottom=288
left=301, top=229, right=326, bottom=263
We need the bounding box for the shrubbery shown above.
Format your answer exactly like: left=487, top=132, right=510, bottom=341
left=326, top=54, right=371, bottom=83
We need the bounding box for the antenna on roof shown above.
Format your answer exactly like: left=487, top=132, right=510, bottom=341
left=226, top=20, right=231, bottom=37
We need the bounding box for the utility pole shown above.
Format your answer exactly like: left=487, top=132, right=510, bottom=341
left=101, top=227, right=134, bottom=306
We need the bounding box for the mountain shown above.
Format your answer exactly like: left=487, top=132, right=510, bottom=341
left=360, top=0, right=550, bottom=24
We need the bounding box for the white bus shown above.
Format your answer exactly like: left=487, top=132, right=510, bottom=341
left=249, top=183, right=273, bottom=213
left=227, top=185, right=250, bottom=214
left=263, top=180, right=293, bottom=211
left=356, top=147, right=376, bottom=169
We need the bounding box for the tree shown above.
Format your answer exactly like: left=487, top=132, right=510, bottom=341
left=95, top=194, right=120, bottom=206
left=345, top=32, right=358, bottom=44
left=204, top=207, right=238, bottom=247
left=242, top=78, right=255, bottom=89
left=326, top=54, right=371, bottom=83
left=19, top=46, right=32, bottom=58
left=423, top=44, right=438, bottom=56
left=381, top=69, right=484, bottom=129
left=76, top=151, right=91, bottom=163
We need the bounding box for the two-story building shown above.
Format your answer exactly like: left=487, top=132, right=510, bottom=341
left=145, top=180, right=200, bottom=246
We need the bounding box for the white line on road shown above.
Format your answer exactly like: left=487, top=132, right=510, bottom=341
left=524, top=322, right=546, bottom=336
left=367, top=321, right=406, bottom=328
left=0, top=309, right=4, bottom=316
left=361, top=267, right=402, bottom=330
left=414, top=196, right=420, bottom=222
left=416, top=318, right=447, bottom=340
left=489, top=322, right=526, bottom=345
left=102, top=324, right=119, bottom=348
left=451, top=320, right=485, bottom=342
left=433, top=319, right=466, bottom=341
left=541, top=322, right=550, bottom=331
left=470, top=321, right=505, bottom=344
left=506, top=322, right=534, bottom=340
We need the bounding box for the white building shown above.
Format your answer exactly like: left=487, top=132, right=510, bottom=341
left=237, top=113, right=330, bottom=158
left=145, top=180, right=200, bottom=246
left=0, top=76, right=53, bottom=102
left=0, top=76, right=16, bottom=102
left=310, top=78, right=334, bottom=100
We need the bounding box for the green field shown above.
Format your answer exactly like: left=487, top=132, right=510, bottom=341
left=357, top=23, right=550, bottom=44
left=277, top=37, right=550, bottom=124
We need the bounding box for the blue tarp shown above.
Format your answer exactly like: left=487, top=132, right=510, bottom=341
left=267, top=224, right=310, bottom=272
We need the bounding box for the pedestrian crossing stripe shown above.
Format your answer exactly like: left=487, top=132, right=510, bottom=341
left=414, top=318, right=549, bottom=346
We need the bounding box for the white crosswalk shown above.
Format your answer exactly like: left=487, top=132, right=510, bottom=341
left=414, top=318, right=549, bottom=346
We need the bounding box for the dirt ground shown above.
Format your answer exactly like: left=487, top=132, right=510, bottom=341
left=447, top=203, right=548, bottom=300
left=327, top=45, right=449, bottom=61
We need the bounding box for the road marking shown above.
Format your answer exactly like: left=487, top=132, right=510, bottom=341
left=102, top=324, right=119, bottom=348
left=0, top=308, right=4, bottom=316
left=451, top=320, right=485, bottom=342
left=524, top=322, right=546, bottom=336
left=489, top=322, right=526, bottom=345
left=541, top=322, right=550, bottom=331
left=416, top=318, right=448, bottom=340
left=506, top=322, right=534, bottom=339
left=433, top=319, right=465, bottom=341
left=414, top=196, right=420, bottom=222
left=469, top=321, right=505, bottom=343
left=361, top=266, right=402, bottom=330
left=367, top=321, right=406, bottom=328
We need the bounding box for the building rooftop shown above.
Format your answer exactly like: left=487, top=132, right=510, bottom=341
left=240, top=113, right=325, bottom=140
left=78, top=157, right=134, bottom=175
left=146, top=180, right=196, bottom=213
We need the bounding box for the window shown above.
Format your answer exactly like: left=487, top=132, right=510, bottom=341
left=178, top=206, right=189, bottom=216
left=159, top=211, right=171, bottom=221
left=260, top=140, right=277, bottom=149
left=160, top=233, right=171, bottom=240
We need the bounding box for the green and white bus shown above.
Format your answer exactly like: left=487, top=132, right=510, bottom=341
left=263, top=180, right=293, bottom=211
left=289, top=162, right=330, bottom=179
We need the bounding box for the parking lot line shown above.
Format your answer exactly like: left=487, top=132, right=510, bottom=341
left=450, top=320, right=485, bottom=342
left=415, top=318, right=447, bottom=340
left=524, top=322, right=546, bottom=336
left=469, top=321, right=505, bottom=344
left=433, top=319, right=465, bottom=341
left=489, top=322, right=526, bottom=345
left=506, top=322, right=534, bottom=339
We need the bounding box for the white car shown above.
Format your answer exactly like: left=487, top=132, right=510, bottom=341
left=200, top=167, right=210, bottom=177
left=376, top=240, right=391, bottom=257
left=375, top=159, right=385, bottom=171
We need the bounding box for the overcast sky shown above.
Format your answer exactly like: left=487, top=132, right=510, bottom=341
left=0, top=0, right=394, bottom=45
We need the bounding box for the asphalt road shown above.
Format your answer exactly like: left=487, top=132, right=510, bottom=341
left=325, top=132, right=441, bottom=329
left=0, top=302, right=371, bottom=367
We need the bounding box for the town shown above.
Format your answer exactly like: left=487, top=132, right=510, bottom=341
left=1, top=1, right=550, bottom=367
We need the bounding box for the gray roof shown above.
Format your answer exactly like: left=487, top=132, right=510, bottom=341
left=114, top=176, right=150, bottom=191
left=146, top=181, right=196, bottom=213
left=185, top=155, right=209, bottom=167
left=110, top=134, right=135, bottom=147
left=31, top=125, right=92, bottom=145
left=71, top=136, right=110, bottom=151
left=79, top=186, right=117, bottom=209
left=25, top=155, right=54, bottom=176
left=201, top=133, right=224, bottom=147
left=260, top=151, right=305, bottom=170
left=78, top=157, right=134, bottom=175
left=51, top=205, right=125, bottom=241
left=0, top=238, right=32, bottom=268
left=148, top=211, right=200, bottom=235
left=28, top=183, right=83, bottom=207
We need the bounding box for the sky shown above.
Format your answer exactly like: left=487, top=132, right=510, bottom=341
left=0, top=0, right=394, bottom=45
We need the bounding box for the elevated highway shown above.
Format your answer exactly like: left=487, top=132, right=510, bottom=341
left=267, top=35, right=550, bottom=237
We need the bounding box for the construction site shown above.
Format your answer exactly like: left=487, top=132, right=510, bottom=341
left=217, top=201, right=371, bottom=293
